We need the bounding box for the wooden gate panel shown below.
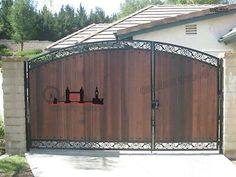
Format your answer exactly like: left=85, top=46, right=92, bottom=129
left=28, top=40, right=220, bottom=150
left=155, top=52, right=217, bottom=142
left=30, top=50, right=151, bottom=142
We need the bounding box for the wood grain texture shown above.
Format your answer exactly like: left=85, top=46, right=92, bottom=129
left=30, top=50, right=151, bottom=141
left=155, top=52, right=217, bottom=142
left=29, top=49, right=218, bottom=143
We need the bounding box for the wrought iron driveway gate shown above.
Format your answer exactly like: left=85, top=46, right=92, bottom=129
left=25, top=40, right=223, bottom=151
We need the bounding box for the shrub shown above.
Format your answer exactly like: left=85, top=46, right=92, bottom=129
left=0, top=155, right=28, bottom=175
left=0, top=47, right=13, bottom=56
left=0, top=120, right=4, bottom=139
left=16, top=49, right=43, bottom=58
left=0, top=44, right=8, bottom=50
left=0, top=120, right=4, bottom=149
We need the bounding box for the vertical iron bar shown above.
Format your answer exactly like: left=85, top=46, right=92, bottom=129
left=28, top=62, right=32, bottom=149
left=151, top=42, right=156, bottom=151
left=24, top=61, right=29, bottom=151
left=24, top=61, right=31, bottom=150
left=219, top=59, right=224, bottom=154
left=217, top=59, right=223, bottom=153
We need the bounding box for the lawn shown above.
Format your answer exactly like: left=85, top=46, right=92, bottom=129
left=0, top=45, right=43, bottom=67
left=0, top=44, right=43, bottom=59
left=0, top=155, right=32, bottom=176
left=15, top=49, right=43, bottom=59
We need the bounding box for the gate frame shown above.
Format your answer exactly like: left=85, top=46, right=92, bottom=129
left=24, top=40, right=223, bottom=152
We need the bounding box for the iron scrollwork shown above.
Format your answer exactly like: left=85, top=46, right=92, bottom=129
left=28, top=40, right=218, bottom=69
left=31, top=140, right=217, bottom=151
left=155, top=142, right=217, bottom=150
left=31, top=140, right=152, bottom=150
left=28, top=40, right=220, bottom=151
left=28, top=40, right=152, bottom=69
left=154, top=42, right=218, bottom=66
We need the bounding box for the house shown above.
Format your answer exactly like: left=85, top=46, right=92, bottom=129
left=46, top=4, right=236, bottom=58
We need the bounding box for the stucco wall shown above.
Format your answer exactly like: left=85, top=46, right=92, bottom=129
left=133, top=13, right=236, bottom=57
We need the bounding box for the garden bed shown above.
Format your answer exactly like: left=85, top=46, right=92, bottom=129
left=0, top=155, right=33, bottom=177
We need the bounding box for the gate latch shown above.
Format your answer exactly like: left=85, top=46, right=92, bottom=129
left=152, top=100, right=160, bottom=109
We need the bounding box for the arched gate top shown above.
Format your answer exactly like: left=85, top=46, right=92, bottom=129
left=28, top=40, right=219, bottom=69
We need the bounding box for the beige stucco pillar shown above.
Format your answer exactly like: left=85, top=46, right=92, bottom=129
left=223, top=52, right=236, bottom=160
left=2, top=57, right=26, bottom=154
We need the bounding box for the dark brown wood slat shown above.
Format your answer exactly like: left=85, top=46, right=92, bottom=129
left=199, top=63, right=208, bottom=140
left=169, top=53, right=178, bottom=141
left=29, top=69, right=37, bottom=139
left=155, top=53, right=217, bottom=142
left=30, top=50, right=151, bottom=142
left=191, top=60, right=199, bottom=140
left=210, top=67, right=218, bottom=140
left=30, top=49, right=217, bottom=145
left=155, top=52, right=164, bottom=140
left=183, top=58, right=193, bottom=141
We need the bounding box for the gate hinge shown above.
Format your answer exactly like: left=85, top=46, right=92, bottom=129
left=152, top=100, right=159, bottom=109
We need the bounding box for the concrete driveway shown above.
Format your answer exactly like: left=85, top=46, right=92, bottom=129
left=26, top=149, right=236, bottom=177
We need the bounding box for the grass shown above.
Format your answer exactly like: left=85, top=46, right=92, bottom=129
left=16, top=49, right=43, bottom=59
left=0, top=44, right=13, bottom=56
left=0, top=48, right=13, bottom=56
left=0, top=44, right=43, bottom=59
left=0, top=155, right=28, bottom=176
left=0, top=47, right=43, bottom=67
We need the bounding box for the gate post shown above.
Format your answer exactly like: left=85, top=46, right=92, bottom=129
left=2, top=57, right=27, bottom=154
left=223, top=52, right=236, bottom=160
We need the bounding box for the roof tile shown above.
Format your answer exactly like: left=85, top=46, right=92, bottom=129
left=47, top=4, right=236, bottom=50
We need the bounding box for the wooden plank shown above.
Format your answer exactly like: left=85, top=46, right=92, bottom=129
left=30, top=49, right=217, bottom=144
left=30, top=49, right=151, bottom=142
left=183, top=57, right=193, bottom=141
left=155, top=53, right=217, bottom=142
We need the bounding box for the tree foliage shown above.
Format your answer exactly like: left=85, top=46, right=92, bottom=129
left=10, top=0, right=37, bottom=51
left=118, top=0, right=234, bottom=18
left=54, top=5, right=78, bottom=39
left=0, top=0, right=117, bottom=43
left=76, top=4, right=89, bottom=29
left=118, top=0, right=163, bottom=18
left=0, top=0, right=13, bottom=39
left=35, top=5, right=56, bottom=41
left=0, top=0, right=235, bottom=48
left=89, top=7, right=111, bottom=24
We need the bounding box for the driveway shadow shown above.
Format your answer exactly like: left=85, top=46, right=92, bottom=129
left=28, top=149, right=120, bottom=170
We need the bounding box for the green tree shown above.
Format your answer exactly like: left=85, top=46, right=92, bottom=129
left=76, top=4, right=88, bottom=28
left=0, top=21, right=3, bottom=33
left=10, top=0, right=37, bottom=51
left=35, top=5, right=56, bottom=41
left=0, top=0, right=13, bottom=39
left=88, top=7, right=111, bottom=24
left=118, top=0, right=163, bottom=18
left=165, top=0, right=234, bottom=4
left=54, top=5, right=77, bottom=39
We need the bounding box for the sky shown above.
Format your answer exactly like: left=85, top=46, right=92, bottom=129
left=35, top=0, right=125, bottom=15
